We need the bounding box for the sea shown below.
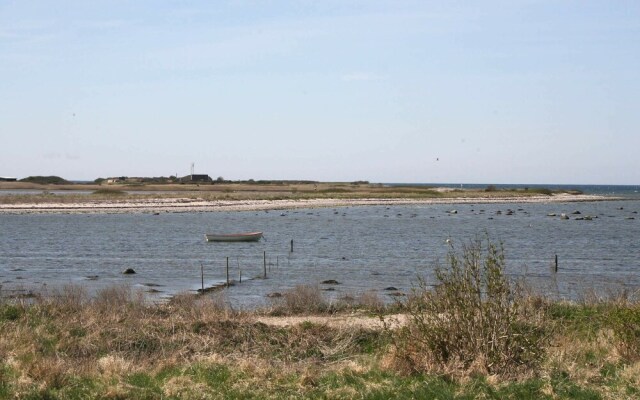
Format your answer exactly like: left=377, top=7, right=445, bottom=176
left=1, top=184, right=639, bottom=308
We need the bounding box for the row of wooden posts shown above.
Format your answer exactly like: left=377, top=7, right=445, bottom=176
left=200, top=239, right=294, bottom=291
left=199, top=245, right=560, bottom=292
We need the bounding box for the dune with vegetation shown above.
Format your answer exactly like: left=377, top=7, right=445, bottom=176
left=0, top=181, right=611, bottom=214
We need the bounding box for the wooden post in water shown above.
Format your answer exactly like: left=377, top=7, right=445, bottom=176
left=200, top=262, right=204, bottom=292
left=554, top=255, right=558, bottom=273
left=290, top=239, right=294, bottom=253
left=237, top=257, right=242, bottom=283
left=263, top=251, right=267, bottom=278
left=226, top=257, right=230, bottom=287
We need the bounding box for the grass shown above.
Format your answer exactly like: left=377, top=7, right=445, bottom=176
left=1, top=296, right=639, bottom=398
left=1, top=241, right=640, bottom=398
left=91, top=188, right=127, bottom=196
left=0, top=181, right=589, bottom=206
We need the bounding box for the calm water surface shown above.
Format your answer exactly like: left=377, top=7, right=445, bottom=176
left=1, top=200, right=639, bottom=308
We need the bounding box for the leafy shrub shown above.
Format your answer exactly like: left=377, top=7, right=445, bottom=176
left=19, top=176, right=70, bottom=184
left=389, top=237, right=546, bottom=377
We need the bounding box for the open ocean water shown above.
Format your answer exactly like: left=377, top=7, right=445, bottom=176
left=1, top=184, right=639, bottom=308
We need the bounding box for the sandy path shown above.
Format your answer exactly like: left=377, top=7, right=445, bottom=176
left=0, top=194, right=613, bottom=214
left=255, top=313, right=408, bottom=330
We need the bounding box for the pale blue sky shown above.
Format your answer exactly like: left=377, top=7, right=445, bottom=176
left=1, top=1, right=638, bottom=184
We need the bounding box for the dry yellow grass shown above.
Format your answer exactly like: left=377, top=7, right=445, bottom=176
left=0, top=181, right=589, bottom=203
left=2, top=283, right=640, bottom=398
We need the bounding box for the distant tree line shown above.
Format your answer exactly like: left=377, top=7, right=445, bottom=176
left=15, top=176, right=372, bottom=186
left=19, top=176, right=70, bottom=184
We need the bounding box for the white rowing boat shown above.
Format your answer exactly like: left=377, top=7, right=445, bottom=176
left=204, top=232, right=263, bottom=242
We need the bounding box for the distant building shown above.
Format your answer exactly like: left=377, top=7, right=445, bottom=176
left=180, top=174, right=213, bottom=183
left=105, top=177, right=146, bottom=184
left=0, top=177, right=17, bottom=182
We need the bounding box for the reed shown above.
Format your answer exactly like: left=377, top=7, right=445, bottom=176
left=268, top=285, right=329, bottom=315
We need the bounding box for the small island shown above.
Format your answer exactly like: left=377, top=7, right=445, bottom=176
left=0, top=176, right=607, bottom=214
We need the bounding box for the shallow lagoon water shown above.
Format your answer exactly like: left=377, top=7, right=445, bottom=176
left=1, top=200, right=639, bottom=308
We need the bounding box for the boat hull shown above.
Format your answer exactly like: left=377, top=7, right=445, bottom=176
left=204, top=232, right=263, bottom=242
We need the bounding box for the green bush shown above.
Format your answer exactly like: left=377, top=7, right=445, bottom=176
left=19, top=176, right=70, bottom=184
left=390, top=237, right=546, bottom=377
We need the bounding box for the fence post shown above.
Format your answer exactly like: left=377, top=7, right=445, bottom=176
left=200, top=262, right=204, bottom=292
left=226, top=257, right=230, bottom=287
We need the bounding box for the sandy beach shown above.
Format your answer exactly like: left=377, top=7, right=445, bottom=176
left=0, top=192, right=614, bottom=214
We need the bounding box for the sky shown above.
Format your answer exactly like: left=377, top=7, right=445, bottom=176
left=1, top=1, right=639, bottom=184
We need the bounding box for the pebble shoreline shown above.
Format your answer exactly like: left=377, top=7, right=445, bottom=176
left=0, top=194, right=615, bottom=214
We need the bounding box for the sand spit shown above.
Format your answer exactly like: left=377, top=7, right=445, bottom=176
left=0, top=193, right=615, bottom=214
